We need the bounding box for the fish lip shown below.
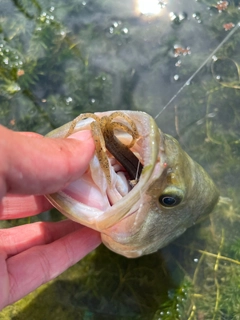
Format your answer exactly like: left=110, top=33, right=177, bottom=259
left=119, top=206, right=139, bottom=221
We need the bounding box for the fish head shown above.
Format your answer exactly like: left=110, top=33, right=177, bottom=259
left=45, top=111, right=219, bottom=258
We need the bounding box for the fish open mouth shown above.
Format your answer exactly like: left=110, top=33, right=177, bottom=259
left=45, top=111, right=163, bottom=230
left=61, top=133, right=145, bottom=211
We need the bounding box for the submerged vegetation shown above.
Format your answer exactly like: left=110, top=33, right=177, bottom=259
left=1, top=0, right=240, bottom=319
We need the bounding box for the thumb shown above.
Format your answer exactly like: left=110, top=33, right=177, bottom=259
left=0, top=126, right=95, bottom=199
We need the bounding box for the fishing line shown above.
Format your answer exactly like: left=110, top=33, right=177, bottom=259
left=154, top=22, right=240, bottom=121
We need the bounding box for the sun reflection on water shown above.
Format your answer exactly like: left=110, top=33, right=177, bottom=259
left=136, top=0, right=166, bottom=16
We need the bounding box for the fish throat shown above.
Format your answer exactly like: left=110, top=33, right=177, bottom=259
left=103, top=125, right=143, bottom=181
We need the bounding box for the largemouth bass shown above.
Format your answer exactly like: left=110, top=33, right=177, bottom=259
left=45, top=111, right=219, bottom=258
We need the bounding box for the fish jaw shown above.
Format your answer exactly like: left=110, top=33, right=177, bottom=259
left=45, top=111, right=166, bottom=230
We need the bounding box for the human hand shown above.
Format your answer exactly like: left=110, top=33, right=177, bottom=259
left=0, top=125, right=101, bottom=310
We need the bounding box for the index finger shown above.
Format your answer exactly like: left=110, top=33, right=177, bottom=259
left=0, top=126, right=95, bottom=200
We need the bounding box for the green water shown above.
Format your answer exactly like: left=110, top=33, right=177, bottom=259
left=1, top=0, right=240, bottom=319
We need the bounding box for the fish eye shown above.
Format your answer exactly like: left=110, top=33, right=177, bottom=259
left=159, top=194, right=182, bottom=207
